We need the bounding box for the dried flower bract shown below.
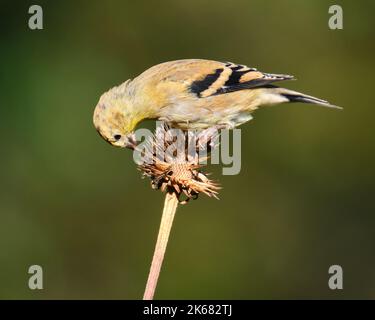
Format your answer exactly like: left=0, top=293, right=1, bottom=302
left=132, top=124, right=220, bottom=204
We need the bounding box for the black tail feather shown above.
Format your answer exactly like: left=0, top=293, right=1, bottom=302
left=281, top=92, right=342, bottom=109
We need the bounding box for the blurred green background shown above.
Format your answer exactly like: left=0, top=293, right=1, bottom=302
left=0, top=0, right=374, bottom=299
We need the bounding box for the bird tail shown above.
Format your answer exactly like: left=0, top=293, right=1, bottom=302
left=261, top=85, right=342, bottom=109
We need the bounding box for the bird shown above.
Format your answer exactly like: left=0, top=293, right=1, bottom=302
left=93, top=59, right=340, bottom=148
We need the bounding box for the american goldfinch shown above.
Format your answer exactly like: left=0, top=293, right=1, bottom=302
left=93, top=59, right=339, bottom=147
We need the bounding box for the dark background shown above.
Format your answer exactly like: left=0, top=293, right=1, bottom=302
left=0, top=0, right=374, bottom=299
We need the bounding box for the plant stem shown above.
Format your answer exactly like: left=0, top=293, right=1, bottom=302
left=143, top=191, right=178, bottom=300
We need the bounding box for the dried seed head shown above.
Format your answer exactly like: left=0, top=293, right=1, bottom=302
left=135, top=124, right=220, bottom=204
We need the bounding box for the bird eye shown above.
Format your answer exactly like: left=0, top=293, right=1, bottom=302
left=114, top=134, right=122, bottom=141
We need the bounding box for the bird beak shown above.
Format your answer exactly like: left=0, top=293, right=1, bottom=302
left=124, top=132, right=137, bottom=149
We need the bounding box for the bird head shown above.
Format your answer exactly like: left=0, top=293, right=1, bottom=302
left=93, top=81, right=138, bottom=148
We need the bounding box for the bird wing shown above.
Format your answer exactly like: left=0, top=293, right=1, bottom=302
left=135, top=59, right=294, bottom=99
left=207, top=61, right=295, bottom=96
